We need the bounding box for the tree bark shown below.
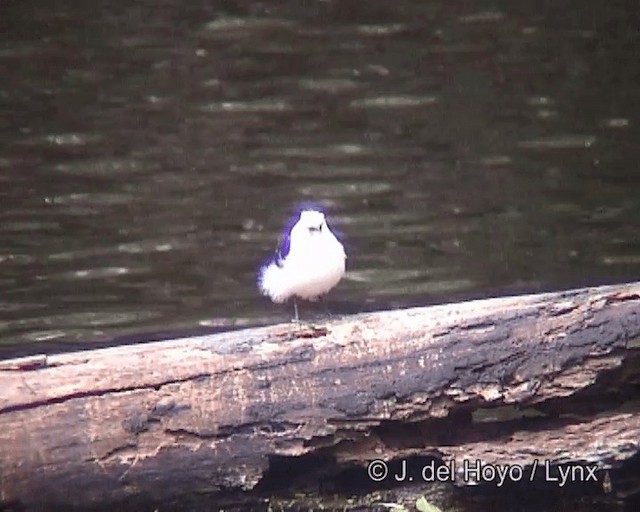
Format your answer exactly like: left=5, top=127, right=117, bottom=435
left=1, top=282, right=639, bottom=511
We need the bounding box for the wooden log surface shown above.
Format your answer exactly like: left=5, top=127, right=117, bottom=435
left=1, top=282, right=639, bottom=510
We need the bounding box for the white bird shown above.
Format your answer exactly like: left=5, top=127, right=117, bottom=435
left=258, top=209, right=346, bottom=321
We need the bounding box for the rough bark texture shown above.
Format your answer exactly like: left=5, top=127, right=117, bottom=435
left=1, top=282, right=639, bottom=511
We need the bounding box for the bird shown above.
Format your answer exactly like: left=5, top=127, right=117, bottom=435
left=258, top=209, right=346, bottom=321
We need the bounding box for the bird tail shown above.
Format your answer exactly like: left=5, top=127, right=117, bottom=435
left=258, top=262, right=290, bottom=303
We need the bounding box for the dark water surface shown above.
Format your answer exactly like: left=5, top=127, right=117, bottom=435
left=1, top=0, right=639, bottom=358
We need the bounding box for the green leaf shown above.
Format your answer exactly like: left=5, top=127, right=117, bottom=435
left=415, top=496, right=442, bottom=512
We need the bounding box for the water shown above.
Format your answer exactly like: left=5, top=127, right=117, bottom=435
left=1, top=0, right=639, bottom=358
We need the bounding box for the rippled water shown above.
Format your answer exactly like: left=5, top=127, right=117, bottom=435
left=1, top=0, right=639, bottom=357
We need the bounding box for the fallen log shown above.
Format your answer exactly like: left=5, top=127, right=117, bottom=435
left=1, top=282, right=639, bottom=511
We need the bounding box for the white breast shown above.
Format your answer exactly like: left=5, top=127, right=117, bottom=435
left=259, top=225, right=346, bottom=303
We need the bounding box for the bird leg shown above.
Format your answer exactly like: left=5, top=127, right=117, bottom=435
left=321, top=295, right=333, bottom=318
left=293, top=297, right=299, bottom=323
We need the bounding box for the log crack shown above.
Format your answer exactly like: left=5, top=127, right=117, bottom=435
left=0, top=372, right=211, bottom=415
